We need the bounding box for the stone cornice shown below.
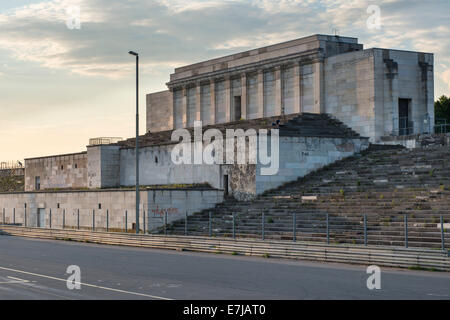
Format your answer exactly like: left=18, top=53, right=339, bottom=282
left=167, top=49, right=324, bottom=90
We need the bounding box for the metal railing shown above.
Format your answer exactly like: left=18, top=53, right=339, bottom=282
left=435, top=118, right=450, bottom=134
left=0, top=161, right=24, bottom=170
left=391, top=115, right=450, bottom=136
left=3, top=207, right=447, bottom=251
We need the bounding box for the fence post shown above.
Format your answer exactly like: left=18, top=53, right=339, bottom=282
left=63, top=209, right=66, bottom=229
left=92, top=209, right=95, bottom=231
left=262, top=211, right=265, bottom=241
left=125, top=210, right=128, bottom=233
left=441, top=215, right=446, bottom=252
left=293, top=212, right=296, bottom=242
left=143, top=210, right=146, bottom=234
left=405, top=214, right=408, bottom=248
left=232, top=213, right=236, bottom=239
left=164, top=212, right=167, bottom=236
left=49, top=209, right=52, bottom=229
left=77, top=209, right=80, bottom=230
left=364, top=214, right=367, bottom=246
left=185, top=211, right=188, bottom=236
left=24, top=205, right=27, bottom=227
left=13, top=208, right=15, bottom=225
left=209, top=212, right=212, bottom=237
left=326, top=213, right=330, bottom=245
left=106, top=209, right=109, bottom=232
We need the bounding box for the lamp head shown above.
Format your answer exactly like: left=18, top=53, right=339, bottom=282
left=128, top=51, right=138, bottom=56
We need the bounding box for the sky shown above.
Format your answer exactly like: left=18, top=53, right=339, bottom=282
left=1, top=0, right=449, bottom=162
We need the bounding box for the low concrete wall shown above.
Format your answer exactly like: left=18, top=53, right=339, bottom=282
left=0, top=189, right=223, bottom=232
left=2, top=226, right=449, bottom=271
left=381, top=133, right=450, bottom=149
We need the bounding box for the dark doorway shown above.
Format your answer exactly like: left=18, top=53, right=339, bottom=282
left=223, top=175, right=229, bottom=196
left=398, top=98, right=411, bottom=135
left=234, top=96, right=242, bottom=121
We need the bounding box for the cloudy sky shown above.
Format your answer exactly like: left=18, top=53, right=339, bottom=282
left=1, top=0, right=449, bottom=161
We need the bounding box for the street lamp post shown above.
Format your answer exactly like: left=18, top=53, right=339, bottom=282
left=129, top=50, right=140, bottom=234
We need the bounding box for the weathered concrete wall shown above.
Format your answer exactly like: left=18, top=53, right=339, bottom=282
left=146, top=90, right=173, bottom=133
left=147, top=189, right=224, bottom=230
left=0, top=189, right=223, bottom=232
left=119, top=145, right=222, bottom=189
left=25, top=153, right=87, bottom=191
left=87, top=145, right=121, bottom=189
left=324, top=49, right=376, bottom=140
left=373, top=49, right=434, bottom=141
left=255, top=136, right=369, bottom=195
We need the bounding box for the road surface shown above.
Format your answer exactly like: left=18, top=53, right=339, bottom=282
left=0, top=235, right=449, bottom=300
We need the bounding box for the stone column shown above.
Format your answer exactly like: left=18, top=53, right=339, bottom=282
left=294, top=63, right=302, bottom=113
left=210, top=79, right=216, bottom=124
left=257, top=70, right=264, bottom=118
left=169, top=88, right=175, bottom=130
left=182, top=86, right=188, bottom=128
left=224, top=76, right=231, bottom=122
left=275, top=66, right=282, bottom=116
left=195, top=82, right=201, bottom=122
left=314, top=61, right=324, bottom=114
left=241, top=73, right=247, bottom=120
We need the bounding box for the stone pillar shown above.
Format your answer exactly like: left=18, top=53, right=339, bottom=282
left=275, top=66, right=282, bottom=116
left=294, top=63, right=302, bottom=113
left=182, top=86, right=188, bottom=127
left=224, top=76, right=231, bottom=122
left=241, top=73, right=247, bottom=120
left=314, top=61, right=324, bottom=114
left=195, top=82, right=201, bottom=122
left=169, top=88, right=175, bottom=130
left=257, top=70, right=264, bottom=118
left=210, top=79, right=216, bottom=124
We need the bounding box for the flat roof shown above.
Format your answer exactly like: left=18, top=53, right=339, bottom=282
left=25, top=151, right=87, bottom=161
left=174, top=34, right=359, bottom=74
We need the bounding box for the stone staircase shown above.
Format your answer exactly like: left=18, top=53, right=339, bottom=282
left=163, top=145, right=450, bottom=249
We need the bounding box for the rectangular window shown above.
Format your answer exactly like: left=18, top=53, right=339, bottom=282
left=234, top=96, right=242, bottom=121
left=35, top=176, right=40, bottom=191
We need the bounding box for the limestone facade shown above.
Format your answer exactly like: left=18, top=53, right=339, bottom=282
left=147, top=34, right=434, bottom=143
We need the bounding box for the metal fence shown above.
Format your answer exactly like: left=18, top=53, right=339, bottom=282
left=435, top=118, right=450, bottom=134
left=1, top=207, right=447, bottom=251
left=170, top=211, right=448, bottom=251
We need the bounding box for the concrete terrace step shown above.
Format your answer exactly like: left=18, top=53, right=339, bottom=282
left=162, top=145, right=450, bottom=249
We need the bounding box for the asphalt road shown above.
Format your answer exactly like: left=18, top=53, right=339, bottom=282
left=0, top=235, right=449, bottom=300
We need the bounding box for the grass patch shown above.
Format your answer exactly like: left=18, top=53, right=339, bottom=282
left=408, top=265, right=442, bottom=272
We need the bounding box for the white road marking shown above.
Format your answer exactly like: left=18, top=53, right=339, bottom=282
left=0, top=266, right=172, bottom=300
left=7, top=276, right=29, bottom=282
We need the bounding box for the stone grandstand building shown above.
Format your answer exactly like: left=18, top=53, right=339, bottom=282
left=0, top=34, right=438, bottom=232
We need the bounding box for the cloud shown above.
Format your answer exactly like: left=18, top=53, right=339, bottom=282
left=441, top=69, right=450, bottom=91
left=0, top=0, right=448, bottom=92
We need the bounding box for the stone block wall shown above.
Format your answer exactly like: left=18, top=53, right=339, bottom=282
left=254, top=136, right=369, bottom=195
left=0, top=188, right=223, bottom=232
left=147, top=90, right=173, bottom=132
left=25, top=153, right=88, bottom=191
left=324, top=49, right=376, bottom=140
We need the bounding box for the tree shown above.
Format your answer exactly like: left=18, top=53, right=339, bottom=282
left=435, top=95, right=450, bottom=124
